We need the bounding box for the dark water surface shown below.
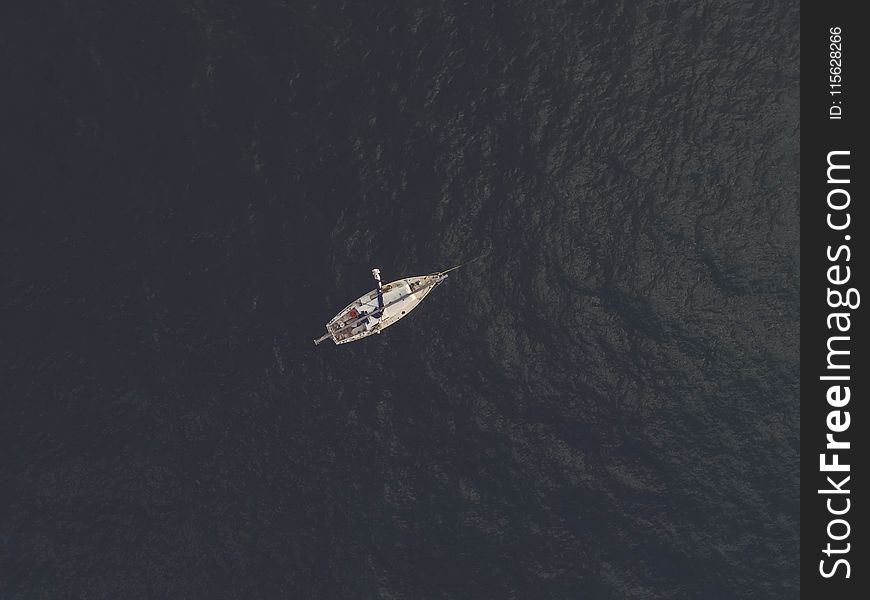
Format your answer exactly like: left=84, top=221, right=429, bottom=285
left=3, top=1, right=799, bottom=597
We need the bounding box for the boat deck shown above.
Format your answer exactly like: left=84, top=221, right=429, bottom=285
left=322, top=274, right=445, bottom=344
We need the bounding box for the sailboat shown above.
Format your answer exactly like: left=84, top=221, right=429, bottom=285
left=313, top=266, right=458, bottom=345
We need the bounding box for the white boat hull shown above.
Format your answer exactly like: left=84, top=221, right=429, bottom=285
left=318, top=273, right=446, bottom=345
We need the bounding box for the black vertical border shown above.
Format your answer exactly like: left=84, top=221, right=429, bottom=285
left=801, top=2, right=866, bottom=596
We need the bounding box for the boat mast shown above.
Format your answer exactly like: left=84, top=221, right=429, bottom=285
left=372, top=268, right=384, bottom=315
